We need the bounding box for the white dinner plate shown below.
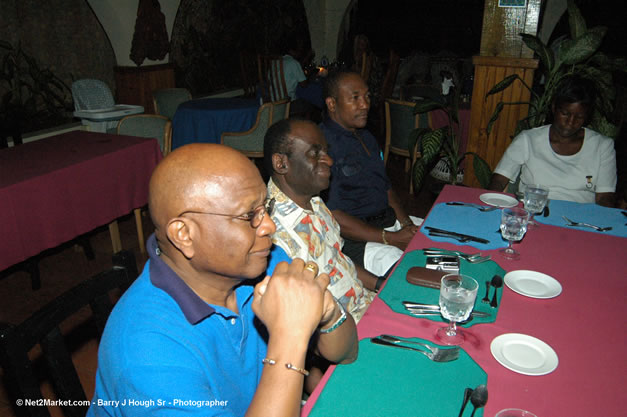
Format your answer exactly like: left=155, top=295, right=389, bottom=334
left=504, top=270, right=562, bottom=299
left=479, top=193, right=518, bottom=208
left=491, top=333, right=558, bottom=376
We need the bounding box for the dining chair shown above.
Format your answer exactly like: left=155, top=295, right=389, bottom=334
left=152, top=87, right=192, bottom=120
left=221, top=102, right=273, bottom=160
left=270, top=98, right=291, bottom=124
left=258, top=54, right=289, bottom=103
left=0, top=250, right=138, bottom=417
left=384, top=98, right=432, bottom=194
left=116, top=114, right=171, bottom=255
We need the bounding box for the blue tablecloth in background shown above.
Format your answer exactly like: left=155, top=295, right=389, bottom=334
left=172, top=98, right=260, bottom=149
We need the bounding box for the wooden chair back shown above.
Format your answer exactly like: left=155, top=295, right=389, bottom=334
left=221, top=102, right=274, bottom=159
left=0, top=251, right=138, bottom=417
left=384, top=98, right=432, bottom=193
left=258, top=55, right=289, bottom=103
left=117, top=114, right=172, bottom=156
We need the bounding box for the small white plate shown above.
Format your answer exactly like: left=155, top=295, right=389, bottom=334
left=491, top=333, right=558, bottom=376
left=479, top=193, right=518, bottom=208
left=504, top=270, right=562, bottom=299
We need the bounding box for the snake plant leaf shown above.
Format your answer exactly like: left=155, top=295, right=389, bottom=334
left=411, top=157, right=428, bottom=194
left=486, top=102, right=504, bottom=135
left=419, top=127, right=446, bottom=164
left=407, top=127, right=431, bottom=155
left=521, top=34, right=554, bottom=72
left=485, top=74, right=520, bottom=98
left=567, top=0, right=587, bottom=40
left=561, top=27, right=606, bottom=65
left=467, top=152, right=492, bottom=189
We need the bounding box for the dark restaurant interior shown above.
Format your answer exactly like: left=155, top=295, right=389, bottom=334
left=1, top=0, right=626, bottom=416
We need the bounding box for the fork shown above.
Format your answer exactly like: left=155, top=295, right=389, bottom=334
left=562, top=215, right=612, bottom=232
left=371, top=336, right=460, bottom=362
left=446, top=202, right=498, bottom=212
left=424, top=249, right=491, bottom=264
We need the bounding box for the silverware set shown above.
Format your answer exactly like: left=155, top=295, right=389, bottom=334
left=370, top=334, right=460, bottom=362
left=425, top=227, right=490, bottom=244
left=562, top=215, right=612, bottom=232
left=446, top=202, right=498, bottom=212
left=402, top=301, right=491, bottom=318
left=424, top=248, right=491, bottom=264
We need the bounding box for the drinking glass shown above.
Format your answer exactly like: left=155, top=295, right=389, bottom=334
left=522, top=184, right=549, bottom=228
left=436, top=274, right=478, bottom=345
left=499, top=207, right=530, bottom=260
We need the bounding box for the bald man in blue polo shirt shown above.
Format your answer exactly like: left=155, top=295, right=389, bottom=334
left=88, top=144, right=357, bottom=416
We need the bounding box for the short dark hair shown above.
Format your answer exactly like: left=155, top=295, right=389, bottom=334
left=263, top=119, right=295, bottom=176
left=552, top=75, right=597, bottom=113
left=322, top=70, right=361, bottom=101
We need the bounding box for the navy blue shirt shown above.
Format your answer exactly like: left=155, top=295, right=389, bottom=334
left=320, top=118, right=391, bottom=218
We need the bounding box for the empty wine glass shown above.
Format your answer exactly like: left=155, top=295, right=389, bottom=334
left=499, top=207, right=530, bottom=260
left=522, top=184, right=549, bottom=228
left=436, top=274, right=478, bottom=345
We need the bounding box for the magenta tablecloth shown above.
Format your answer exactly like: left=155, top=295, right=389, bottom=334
left=302, top=185, right=627, bottom=417
left=0, top=131, right=162, bottom=271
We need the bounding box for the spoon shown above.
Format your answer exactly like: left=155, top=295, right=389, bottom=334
left=458, top=387, right=473, bottom=417
left=490, top=275, right=503, bottom=308
left=469, top=384, right=488, bottom=417
left=481, top=281, right=491, bottom=304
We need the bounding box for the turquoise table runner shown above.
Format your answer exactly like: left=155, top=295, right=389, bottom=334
left=378, top=250, right=505, bottom=326
left=420, top=203, right=508, bottom=250
left=308, top=338, right=487, bottom=417
left=534, top=199, right=627, bottom=238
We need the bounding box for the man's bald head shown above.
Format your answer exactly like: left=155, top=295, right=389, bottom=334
left=148, top=144, right=261, bottom=235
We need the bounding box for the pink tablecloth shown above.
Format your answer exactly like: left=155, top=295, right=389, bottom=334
left=303, top=185, right=627, bottom=417
left=0, top=131, right=162, bottom=271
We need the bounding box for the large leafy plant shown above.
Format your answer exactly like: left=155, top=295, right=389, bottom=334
left=410, top=90, right=492, bottom=193
left=0, top=41, right=72, bottom=140
left=485, top=0, right=626, bottom=139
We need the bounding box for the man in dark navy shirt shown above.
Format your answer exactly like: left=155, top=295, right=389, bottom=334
left=319, top=71, right=420, bottom=277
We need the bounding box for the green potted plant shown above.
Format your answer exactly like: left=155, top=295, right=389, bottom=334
left=0, top=40, right=73, bottom=146
left=485, top=0, right=626, bottom=139
left=409, top=88, right=492, bottom=194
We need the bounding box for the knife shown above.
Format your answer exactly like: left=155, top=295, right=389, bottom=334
left=425, top=226, right=490, bottom=244
left=406, top=308, right=490, bottom=318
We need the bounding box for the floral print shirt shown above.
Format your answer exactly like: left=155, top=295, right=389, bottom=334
left=267, top=179, right=373, bottom=322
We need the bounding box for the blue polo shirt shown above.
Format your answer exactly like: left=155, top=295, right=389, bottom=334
left=88, top=235, right=289, bottom=417
left=320, top=118, right=391, bottom=218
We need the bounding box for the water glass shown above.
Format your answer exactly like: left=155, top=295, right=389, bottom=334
left=436, top=274, right=478, bottom=345
left=499, top=207, right=530, bottom=260
left=523, top=184, right=549, bottom=227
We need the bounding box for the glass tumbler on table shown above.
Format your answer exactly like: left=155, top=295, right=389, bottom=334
left=436, top=274, right=478, bottom=345
left=523, top=184, right=549, bottom=227
left=499, top=207, right=530, bottom=260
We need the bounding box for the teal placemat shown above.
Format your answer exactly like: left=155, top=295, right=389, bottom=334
left=378, top=250, right=505, bottom=326
left=308, top=338, right=487, bottom=417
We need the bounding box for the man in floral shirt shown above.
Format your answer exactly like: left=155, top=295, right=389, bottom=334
left=264, top=119, right=378, bottom=324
